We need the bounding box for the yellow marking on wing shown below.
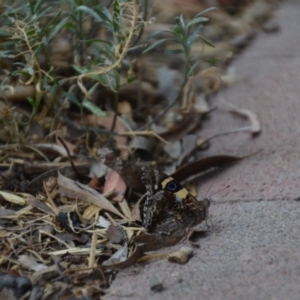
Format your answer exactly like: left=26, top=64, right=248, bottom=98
left=174, top=188, right=189, bottom=198
left=161, top=177, right=173, bottom=188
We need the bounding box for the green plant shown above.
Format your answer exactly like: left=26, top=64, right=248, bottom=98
left=139, top=8, right=215, bottom=129
left=0, top=0, right=151, bottom=130
left=0, top=0, right=214, bottom=137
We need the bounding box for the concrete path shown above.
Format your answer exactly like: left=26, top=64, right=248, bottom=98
left=108, top=1, right=300, bottom=299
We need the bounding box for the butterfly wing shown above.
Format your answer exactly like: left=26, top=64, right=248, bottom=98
left=141, top=168, right=210, bottom=235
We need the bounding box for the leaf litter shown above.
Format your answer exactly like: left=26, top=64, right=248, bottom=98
left=0, top=0, right=275, bottom=298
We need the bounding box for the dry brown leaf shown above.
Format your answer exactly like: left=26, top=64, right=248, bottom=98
left=0, top=191, right=26, bottom=205
left=118, top=199, right=133, bottom=221
left=172, top=154, right=250, bottom=183
left=103, top=170, right=127, bottom=202
left=221, top=100, right=261, bottom=135
left=130, top=195, right=144, bottom=222
left=27, top=196, right=56, bottom=216
left=57, top=172, right=126, bottom=219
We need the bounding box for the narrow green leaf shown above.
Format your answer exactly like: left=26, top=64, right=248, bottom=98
left=0, top=30, right=11, bottom=37
left=164, top=49, right=184, bottom=55
left=89, top=74, right=109, bottom=85
left=179, top=14, right=185, bottom=28
left=64, top=92, right=80, bottom=106
left=142, top=39, right=168, bottom=53
left=75, top=6, right=104, bottom=23
left=187, top=61, right=201, bottom=77
left=99, top=6, right=112, bottom=22
left=73, top=65, right=90, bottom=74
left=47, top=17, right=69, bottom=42
left=202, top=58, right=220, bottom=65
left=187, top=17, right=208, bottom=28
left=200, top=36, right=215, bottom=48
left=194, top=7, right=217, bottom=18
left=84, top=38, right=113, bottom=46
left=171, top=23, right=185, bottom=39
left=0, top=51, right=12, bottom=58
left=187, top=24, right=203, bottom=47
left=42, top=10, right=62, bottom=32
left=82, top=99, right=106, bottom=116
left=147, top=30, right=171, bottom=40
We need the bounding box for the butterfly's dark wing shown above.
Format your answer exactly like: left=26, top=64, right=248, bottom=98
left=141, top=168, right=210, bottom=235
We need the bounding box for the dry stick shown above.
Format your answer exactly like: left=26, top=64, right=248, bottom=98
left=59, top=110, right=169, bottom=144
left=119, top=130, right=169, bottom=144
left=131, top=0, right=148, bottom=46
left=88, top=233, right=98, bottom=268
left=182, top=126, right=259, bottom=166
left=57, top=136, right=89, bottom=181
left=138, top=95, right=180, bottom=131
left=59, top=111, right=119, bottom=135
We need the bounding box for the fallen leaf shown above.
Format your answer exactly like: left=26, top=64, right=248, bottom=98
left=103, top=170, right=127, bottom=202
left=221, top=99, right=261, bottom=135
left=57, top=172, right=126, bottom=219
left=0, top=191, right=26, bottom=205
left=27, top=196, right=56, bottom=216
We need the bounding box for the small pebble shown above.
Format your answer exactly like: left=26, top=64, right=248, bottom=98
left=149, top=275, right=163, bottom=292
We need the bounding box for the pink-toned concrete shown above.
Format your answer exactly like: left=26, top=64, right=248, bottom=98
left=108, top=1, right=300, bottom=299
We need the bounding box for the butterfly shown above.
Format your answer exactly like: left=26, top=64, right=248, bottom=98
left=141, top=168, right=210, bottom=236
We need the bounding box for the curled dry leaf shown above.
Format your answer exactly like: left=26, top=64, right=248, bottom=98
left=168, top=246, right=193, bottom=264
left=221, top=100, right=261, bottom=135
left=57, top=172, right=126, bottom=219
